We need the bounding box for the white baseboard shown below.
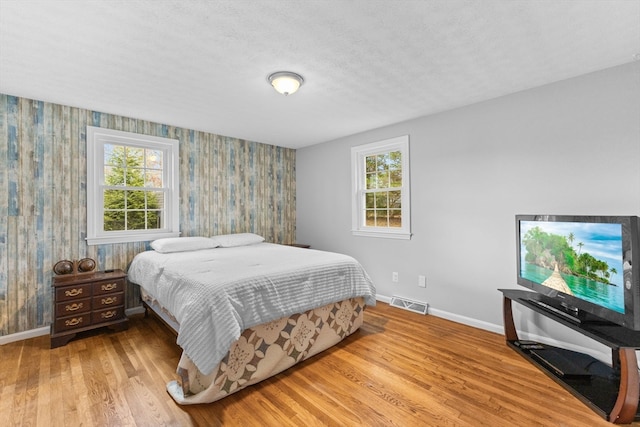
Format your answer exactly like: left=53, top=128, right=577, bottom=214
left=376, top=294, right=502, bottom=333
left=376, top=293, right=613, bottom=364
left=126, top=306, right=146, bottom=316
left=376, top=294, right=392, bottom=304
left=0, top=306, right=147, bottom=346
left=428, top=307, right=505, bottom=335
left=0, top=326, right=50, bottom=345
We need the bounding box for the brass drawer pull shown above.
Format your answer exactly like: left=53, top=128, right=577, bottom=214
left=101, top=297, right=117, bottom=305
left=65, top=317, right=83, bottom=326
left=65, top=288, right=83, bottom=297
left=101, top=310, right=116, bottom=319
left=65, top=302, right=83, bottom=312
left=101, top=283, right=118, bottom=291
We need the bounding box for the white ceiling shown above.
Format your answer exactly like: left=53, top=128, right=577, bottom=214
left=1, top=0, right=639, bottom=149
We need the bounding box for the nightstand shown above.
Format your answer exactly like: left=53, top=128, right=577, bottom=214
left=51, top=269, right=129, bottom=348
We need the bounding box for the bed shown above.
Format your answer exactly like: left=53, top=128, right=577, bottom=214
left=127, top=234, right=376, bottom=404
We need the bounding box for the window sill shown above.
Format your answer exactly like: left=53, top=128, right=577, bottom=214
left=86, top=231, right=180, bottom=245
left=351, top=230, right=412, bottom=240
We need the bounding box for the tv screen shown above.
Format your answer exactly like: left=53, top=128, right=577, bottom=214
left=516, top=215, right=640, bottom=330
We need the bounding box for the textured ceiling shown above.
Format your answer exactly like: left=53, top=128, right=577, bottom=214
left=1, top=0, right=639, bottom=149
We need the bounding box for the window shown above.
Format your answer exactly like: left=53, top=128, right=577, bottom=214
left=86, top=126, right=180, bottom=245
left=351, top=135, right=411, bottom=239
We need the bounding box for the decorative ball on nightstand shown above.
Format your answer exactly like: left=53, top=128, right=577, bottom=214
left=53, top=260, right=74, bottom=275
left=77, top=258, right=96, bottom=272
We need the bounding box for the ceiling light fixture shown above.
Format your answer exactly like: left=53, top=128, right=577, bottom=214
left=268, top=71, right=304, bottom=96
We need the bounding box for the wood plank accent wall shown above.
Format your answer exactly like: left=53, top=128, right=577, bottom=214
left=0, top=94, right=296, bottom=336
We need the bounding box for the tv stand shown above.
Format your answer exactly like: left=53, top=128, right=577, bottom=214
left=500, top=289, right=640, bottom=424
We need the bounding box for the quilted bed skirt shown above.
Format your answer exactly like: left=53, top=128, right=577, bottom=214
left=166, top=297, right=366, bottom=404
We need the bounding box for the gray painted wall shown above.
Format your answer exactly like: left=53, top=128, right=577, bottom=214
left=296, top=62, right=640, bottom=356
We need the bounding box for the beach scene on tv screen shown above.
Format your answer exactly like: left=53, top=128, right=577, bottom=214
left=520, top=221, right=625, bottom=314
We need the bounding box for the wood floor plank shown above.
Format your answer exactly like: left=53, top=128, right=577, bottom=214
left=35, top=341, right=52, bottom=427
left=46, top=347, right=66, bottom=427
left=55, top=346, right=82, bottom=426
left=11, top=343, right=34, bottom=426
left=1, top=302, right=637, bottom=426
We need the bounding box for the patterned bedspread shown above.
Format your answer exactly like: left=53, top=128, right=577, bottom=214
left=128, top=243, right=375, bottom=375
left=166, top=297, right=366, bottom=404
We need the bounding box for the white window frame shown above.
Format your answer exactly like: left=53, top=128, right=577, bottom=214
left=351, top=135, right=411, bottom=240
left=86, top=126, right=180, bottom=245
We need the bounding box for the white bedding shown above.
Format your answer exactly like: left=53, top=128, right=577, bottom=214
left=127, top=243, right=375, bottom=375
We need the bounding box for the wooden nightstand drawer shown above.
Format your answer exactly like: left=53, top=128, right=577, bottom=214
left=51, top=269, right=129, bottom=348
left=92, top=306, right=124, bottom=323
left=93, top=292, right=123, bottom=308
left=92, top=279, right=125, bottom=295
left=56, top=298, right=91, bottom=316
left=54, top=313, right=92, bottom=332
left=55, top=283, right=92, bottom=302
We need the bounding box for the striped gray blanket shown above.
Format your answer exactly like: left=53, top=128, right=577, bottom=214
left=127, top=243, right=375, bottom=375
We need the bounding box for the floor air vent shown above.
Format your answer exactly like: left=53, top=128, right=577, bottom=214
left=390, top=296, right=428, bottom=315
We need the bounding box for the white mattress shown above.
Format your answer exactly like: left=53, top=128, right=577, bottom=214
left=127, top=243, right=375, bottom=375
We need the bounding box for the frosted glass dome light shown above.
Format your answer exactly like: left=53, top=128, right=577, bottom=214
left=268, top=71, right=304, bottom=96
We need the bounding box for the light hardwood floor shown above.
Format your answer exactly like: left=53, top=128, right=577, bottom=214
left=1, top=302, right=637, bottom=426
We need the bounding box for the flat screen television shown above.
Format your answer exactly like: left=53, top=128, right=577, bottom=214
left=516, top=215, right=640, bottom=330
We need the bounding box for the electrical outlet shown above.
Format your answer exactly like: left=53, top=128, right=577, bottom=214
left=418, top=275, right=426, bottom=287
left=392, top=272, right=399, bottom=283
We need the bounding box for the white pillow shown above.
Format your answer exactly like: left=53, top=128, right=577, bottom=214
left=151, top=237, right=219, bottom=253
left=210, top=233, right=265, bottom=248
